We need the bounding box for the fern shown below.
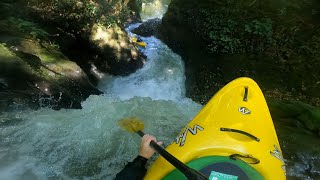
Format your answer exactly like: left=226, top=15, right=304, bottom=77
left=0, top=17, right=49, bottom=39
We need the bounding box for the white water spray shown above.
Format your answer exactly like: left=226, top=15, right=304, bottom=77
left=0, top=5, right=202, bottom=180
left=140, top=0, right=171, bottom=20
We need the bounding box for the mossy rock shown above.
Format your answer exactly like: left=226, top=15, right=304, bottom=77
left=268, top=100, right=320, bottom=135
left=0, top=36, right=101, bottom=110
left=298, top=108, right=320, bottom=134
left=268, top=100, right=314, bottom=118
left=89, top=23, right=145, bottom=75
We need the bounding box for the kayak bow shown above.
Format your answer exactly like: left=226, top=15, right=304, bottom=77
left=144, top=77, right=286, bottom=180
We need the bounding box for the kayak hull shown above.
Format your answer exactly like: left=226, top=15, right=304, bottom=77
left=144, top=77, right=286, bottom=180
left=131, top=37, right=147, bottom=47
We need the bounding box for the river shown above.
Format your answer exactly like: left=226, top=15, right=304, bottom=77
left=0, top=0, right=320, bottom=179
left=0, top=1, right=203, bottom=179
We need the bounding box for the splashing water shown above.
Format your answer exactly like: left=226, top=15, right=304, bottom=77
left=140, top=0, right=171, bottom=20
left=0, top=19, right=202, bottom=179
left=99, top=31, right=185, bottom=101
left=0, top=96, right=201, bottom=179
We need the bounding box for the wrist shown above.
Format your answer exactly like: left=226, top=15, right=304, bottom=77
left=137, top=155, right=148, bottom=163
left=139, top=153, right=151, bottom=159
left=132, top=155, right=148, bottom=167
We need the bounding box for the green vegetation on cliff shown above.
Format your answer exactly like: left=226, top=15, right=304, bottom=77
left=22, top=0, right=132, bottom=34
left=160, top=0, right=320, bottom=106
left=167, top=0, right=320, bottom=56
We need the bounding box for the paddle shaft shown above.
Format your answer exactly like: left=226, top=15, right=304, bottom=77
left=136, top=130, right=208, bottom=180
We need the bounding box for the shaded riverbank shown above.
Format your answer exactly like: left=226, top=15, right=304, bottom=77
left=155, top=0, right=320, bottom=107
left=0, top=0, right=145, bottom=109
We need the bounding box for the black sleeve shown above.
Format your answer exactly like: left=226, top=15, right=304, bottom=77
left=115, top=155, right=148, bottom=180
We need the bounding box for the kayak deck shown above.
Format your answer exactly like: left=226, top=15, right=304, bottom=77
left=163, top=156, right=263, bottom=179
left=144, top=77, right=286, bottom=180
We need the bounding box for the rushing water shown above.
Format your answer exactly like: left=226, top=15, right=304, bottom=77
left=140, top=0, right=171, bottom=20
left=0, top=97, right=201, bottom=179
left=99, top=24, right=185, bottom=101
left=0, top=20, right=202, bottom=179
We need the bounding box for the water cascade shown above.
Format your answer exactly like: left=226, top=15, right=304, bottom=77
left=0, top=3, right=202, bottom=179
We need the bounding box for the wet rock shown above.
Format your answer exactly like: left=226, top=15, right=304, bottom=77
left=89, top=23, right=146, bottom=76
left=0, top=38, right=101, bottom=110
left=2, top=0, right=146, bottom=79
left=268, top=100, right=320, bottom=178
left=0, top=0, right=149, bottom=110
left=131, top=18, right=162, bottom=37
left=268, top=100, right=320, bottom=136
left=298, top=108, right=320, bottom=135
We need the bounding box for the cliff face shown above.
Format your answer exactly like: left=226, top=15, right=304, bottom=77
left=158, top=0, right=320, bottom=106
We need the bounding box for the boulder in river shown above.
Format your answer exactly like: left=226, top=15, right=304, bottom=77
left=89, top=23, right=146, bottom=76
left=131, top=18, right=162, bottom=37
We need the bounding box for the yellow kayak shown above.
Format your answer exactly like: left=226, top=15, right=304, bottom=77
left=144, top=77, right=286, bottom=180
left=131, top=37, right=147, bottom=47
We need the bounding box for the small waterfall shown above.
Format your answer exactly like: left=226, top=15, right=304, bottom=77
left=140, top=0, right=171, bottom=20
left=0, top=3, right=202, bottom=179
left=99, top=25, right=186, bottom=101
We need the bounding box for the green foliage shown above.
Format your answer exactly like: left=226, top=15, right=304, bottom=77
left=191, top=9, right=242, bottom=54
left=25, top=0, right=131, bottom=34
left=208, top=32, right=241, bottom=53
left=178, top=0, right=320, bottom=57
left=0, top=17, right=49, bottom=39
left=243, top=18, right=274, bottom=52
left=245, top=19, right=273, bottom=41
left=206, top=18, right=242, bottom=53
left=47, top=0, right=100, bottom=31
left=190, top=7, right=277, bottom=54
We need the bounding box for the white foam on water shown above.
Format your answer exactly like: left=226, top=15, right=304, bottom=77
left=0, top=95, right=202, bottom=179
left=0, top=4, right=204, bottom=179
left=99, top=34, right=186, bottom=102
left=140, top=0, right=171, bottom=20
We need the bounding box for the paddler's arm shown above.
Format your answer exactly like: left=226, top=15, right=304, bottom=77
left=114, top=155, right=148, bottom=180
left=115, top=134, right=163, bottom=180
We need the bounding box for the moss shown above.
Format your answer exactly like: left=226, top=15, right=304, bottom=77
left=0, top=43, right=14, bottom=58
left=0, top=43, right=35, bottom=74
left=268, top=100, right=314, bottom=117
left=298, top=108, right=320, bottom=133
left=268, top=100, right=320, bottom=135
left=0, top=17, right=49, bottom=39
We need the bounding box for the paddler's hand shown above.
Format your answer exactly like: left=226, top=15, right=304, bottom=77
left=139, top=134, right=163, bottom=159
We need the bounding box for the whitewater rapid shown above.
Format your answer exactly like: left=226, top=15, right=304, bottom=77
left=0, top=16, right=202, bottom=180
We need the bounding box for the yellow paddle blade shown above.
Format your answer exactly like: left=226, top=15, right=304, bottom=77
left=117, top=117, right=144, bottom=133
